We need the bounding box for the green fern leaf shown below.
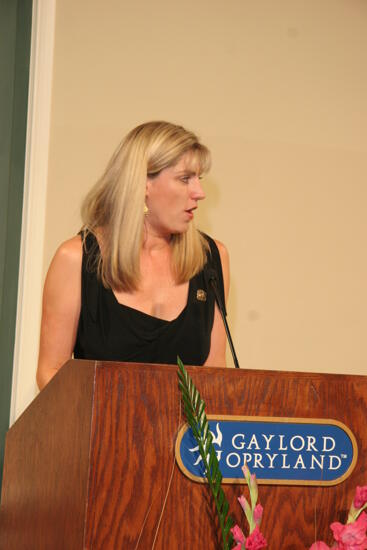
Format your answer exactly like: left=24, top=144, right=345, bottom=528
left=177, top=357, right=234, bottom=550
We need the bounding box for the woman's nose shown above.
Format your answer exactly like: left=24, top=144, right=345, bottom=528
left=191, top=178, right=206, bottom=201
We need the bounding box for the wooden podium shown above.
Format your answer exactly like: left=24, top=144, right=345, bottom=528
left=1, top=360, right=367, bottom=549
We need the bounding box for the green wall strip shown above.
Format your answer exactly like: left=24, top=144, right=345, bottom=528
left=0, top=0, right=32, bottom=488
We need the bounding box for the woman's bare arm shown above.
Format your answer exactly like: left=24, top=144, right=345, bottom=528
left=204, top=240, right=230, bottom=368
left=36, top=236, right=82, bottom=390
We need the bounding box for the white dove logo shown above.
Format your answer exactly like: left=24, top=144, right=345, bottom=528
left=189, top=422, right=223, bottom=466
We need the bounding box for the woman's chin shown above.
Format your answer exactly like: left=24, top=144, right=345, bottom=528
left=171, top=222, right=192, bottom=235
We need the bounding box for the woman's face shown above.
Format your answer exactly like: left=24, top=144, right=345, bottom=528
left=145, top=152, right=206, bottom=237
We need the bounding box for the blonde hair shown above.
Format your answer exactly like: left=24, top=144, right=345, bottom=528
left=81, top=121, right=211, bottom=291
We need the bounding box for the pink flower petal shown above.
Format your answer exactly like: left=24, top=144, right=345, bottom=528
left=245, top=525, right=267, bottom=549
left=253, top=504, right=263, bottom=526
left=354, top=487, right=367, bottom=510
left=231, top=525, right=246, bottom=544
left=331, top=512, right=367, bottom=547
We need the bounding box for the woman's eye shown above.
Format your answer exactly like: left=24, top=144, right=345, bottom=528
left=180, top=176, right=190, bottom=183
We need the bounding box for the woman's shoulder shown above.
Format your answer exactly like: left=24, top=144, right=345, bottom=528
left=202, top=232, right=229, bottom=264
left=213, top=238, right=228, bottom=260
left=46, top=235, right=83, bottom=280
left=54, top=235, right=83, bottom=263
left=42, top=235, right=83, bottom=306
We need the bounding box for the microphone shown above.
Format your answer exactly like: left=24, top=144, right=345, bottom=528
left=206, top=268, right=240, bottom=369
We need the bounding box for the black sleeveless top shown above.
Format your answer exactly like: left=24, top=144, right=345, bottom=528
left=74, top=232, right=225, bottom=366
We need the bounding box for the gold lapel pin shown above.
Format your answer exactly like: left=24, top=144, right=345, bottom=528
left=196, top=289, right=207, bottom=302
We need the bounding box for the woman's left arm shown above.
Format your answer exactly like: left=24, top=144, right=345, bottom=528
left=204, top=240, right=230, bottom=368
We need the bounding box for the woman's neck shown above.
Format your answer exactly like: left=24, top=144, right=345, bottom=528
left=142, top=227, right=172, bottom=254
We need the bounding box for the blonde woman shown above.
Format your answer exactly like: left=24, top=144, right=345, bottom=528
left=37, top=121, right=229, bottom=390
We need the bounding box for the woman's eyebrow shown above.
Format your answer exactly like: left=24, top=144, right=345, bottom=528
left=175, top=169, right=197, bottom=176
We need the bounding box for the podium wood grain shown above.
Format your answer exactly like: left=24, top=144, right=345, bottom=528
left=1, top=361, right=366, bottom=549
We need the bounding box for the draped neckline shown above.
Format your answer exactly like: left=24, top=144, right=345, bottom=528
left=108, top=279, right=192, bottom=324
left=88, top=232, right=193, bottom=323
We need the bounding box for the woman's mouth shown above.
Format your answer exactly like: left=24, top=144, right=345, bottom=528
left=185, top=207, right=196, bottom=219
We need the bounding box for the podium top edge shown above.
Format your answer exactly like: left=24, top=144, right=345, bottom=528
left=65, top=359, right=367, bottom=382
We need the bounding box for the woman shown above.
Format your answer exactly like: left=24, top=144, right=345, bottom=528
left=37, top=121, right=229, bottom=390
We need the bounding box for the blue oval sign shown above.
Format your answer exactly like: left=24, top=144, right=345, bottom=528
left=175, top=416, right=358, bottom=486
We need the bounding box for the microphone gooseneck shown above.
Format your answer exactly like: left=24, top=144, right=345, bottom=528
left=207, top=269, right=240, bottom=369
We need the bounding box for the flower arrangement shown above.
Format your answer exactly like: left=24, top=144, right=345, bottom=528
left=231, top=464, right=267, bottom=550
left=177, top=358, right=366, bottom=550
left=310, top=486, right=367, bottom=549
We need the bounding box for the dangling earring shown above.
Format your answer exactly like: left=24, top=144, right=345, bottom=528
left=144, top=203, right=149, bottom=214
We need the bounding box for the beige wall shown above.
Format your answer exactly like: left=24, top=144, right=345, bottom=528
left=15, top=0, right=367, bottom=416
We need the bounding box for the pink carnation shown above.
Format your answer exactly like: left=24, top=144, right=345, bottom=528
left=232, top=544, right=243, bottom=550
left=354, top=487, right=367, bottom=510
left=245, top=525, right=267, bottom=550
left=331, top=511, right=367, bottom=549
left=231, top=525, right=245, bottom=544
left=309, top=543, right=332, bottom=549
